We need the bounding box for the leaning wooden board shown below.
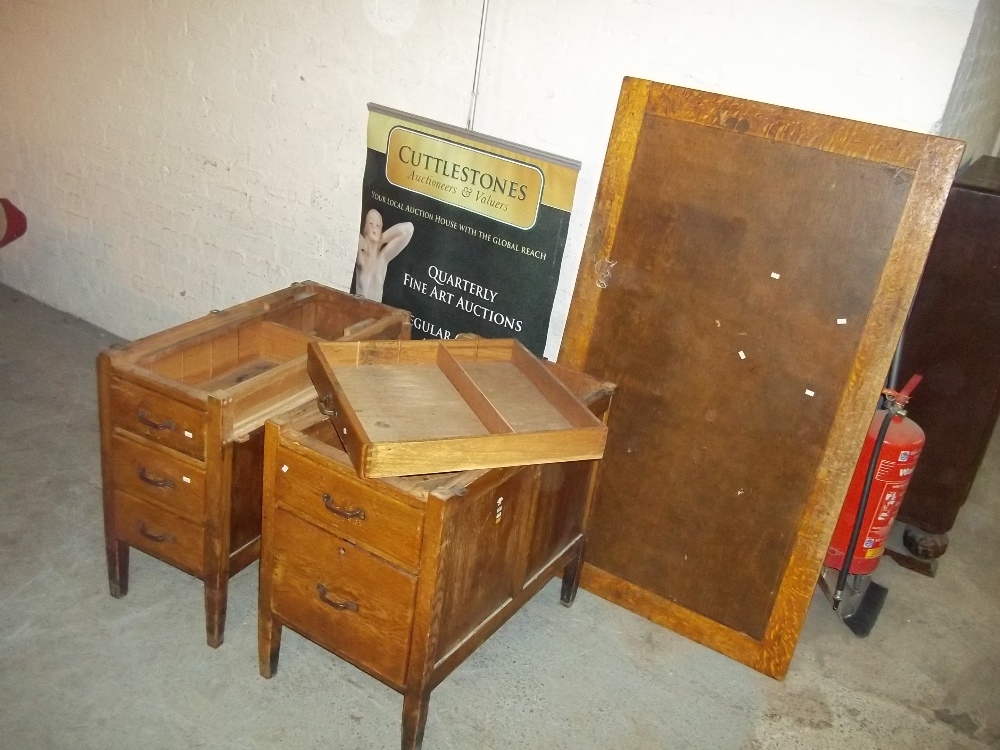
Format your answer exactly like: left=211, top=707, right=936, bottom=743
left=559, top=78, right=963, bottom=678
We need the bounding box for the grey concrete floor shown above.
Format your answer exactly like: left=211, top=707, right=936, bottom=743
left=1, top=283, right=997, bottom=750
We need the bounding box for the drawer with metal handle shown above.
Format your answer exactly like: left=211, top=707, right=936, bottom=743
left=273, top=444, right=423, bottom=571
left=110, top=378, right=207, bottom=460
left=111, top=433, right=206, bottom=522
left=113, top=491, right=205, bottom=577
left=270, top=506, right=417, bottom=688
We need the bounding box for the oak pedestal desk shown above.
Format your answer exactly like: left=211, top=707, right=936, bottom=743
left=97, top=282, right=410, bottom=646
left=258, top=363, right=613, bottom=750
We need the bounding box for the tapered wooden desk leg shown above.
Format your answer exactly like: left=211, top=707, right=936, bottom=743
left=106, top=539, right=130, bottom=599
left=560, top=541, right=585, bottom=607
left=259, top=615, right=282, bottom=678
left=205, top=580, right=228, bottom=648
left=401, top=688, right=431, bottom=750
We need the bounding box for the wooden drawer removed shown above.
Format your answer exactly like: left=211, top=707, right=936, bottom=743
left=306, top=339, right=608, bottom=478
left=270, top=507, right=417, bottom=688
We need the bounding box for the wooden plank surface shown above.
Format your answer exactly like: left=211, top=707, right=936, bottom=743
left=461, top=362, right=569, bottom=432
left=583, top=112, right=913, bottom=641
left=365, top=428, right=607, bottom=479
left=199, top=359, right=280, bottom=392
left=559, top=78, right=963, bottom=678
left=335, top=363, right=490, bottom=443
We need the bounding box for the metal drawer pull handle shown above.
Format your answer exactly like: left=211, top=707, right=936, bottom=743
left=138, top=522, right=174, bottom=543
left=322, top=493, right=365, bottom=521
left=137, top=409, right=175, bottom=431
left=137, top=466, right=175, bottom=489
left=316, top=583, right=358, bottom=612
left=317, top=394, right=339, bottom=419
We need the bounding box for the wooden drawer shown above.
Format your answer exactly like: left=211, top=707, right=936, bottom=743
left=111, top=433, right=206, bottom=523
left=274, top=444, right=423, bottom=571
left=110, top=379, right=207, bottom=460
left=271, top=507, right=417, bottom=687
left=113, top=491, right=205, bottom=577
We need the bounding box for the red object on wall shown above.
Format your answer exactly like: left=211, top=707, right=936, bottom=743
left=825, top=410, right=925, bottom=575
left=1, top=199, right=27, bottom=248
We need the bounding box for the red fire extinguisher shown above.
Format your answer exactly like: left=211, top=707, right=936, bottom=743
left=825, top=374, right=924, bottom=611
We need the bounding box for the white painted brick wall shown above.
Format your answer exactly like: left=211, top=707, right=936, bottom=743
left=0, top=0, right=979, bottom=355
left=938, top=0, right=1000, bottom=164
left=473, top=0, right=980, bottom=355
left=0, top=0, right=480, bottom=338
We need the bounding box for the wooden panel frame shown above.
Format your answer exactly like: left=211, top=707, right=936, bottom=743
left=558, top=78, right=964, bottom=678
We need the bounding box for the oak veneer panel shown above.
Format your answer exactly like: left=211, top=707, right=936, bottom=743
left=211, top=330, right=241, bottom=379
left=263, top=303, right=304, bottom=333
left=334, top=363, right=490, bottom=442
left=586, top=113, right=912, bottom=641
left=270, top=507, right=417, bottom=688
left=434, top=468, right=535, bottom=657
left=462, top=361, right=572, bottom=432
left=238, top=322, right=264, bottom=365
left=182, top=341, right=214, bottom=385
left=560, top=78, right=963, bottom=677
left=229, top=429, right=265, bottom=559
left=152, top=351, right=185, bottom=381
left=313, top=300, right=383, bottom=339
left=527, top=460, right=594, bottom=581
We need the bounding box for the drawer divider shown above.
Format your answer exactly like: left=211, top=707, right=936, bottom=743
left=435, top=345, right=513, bottom=435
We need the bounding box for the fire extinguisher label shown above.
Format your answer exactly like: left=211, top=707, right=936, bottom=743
left=898, top=450, right=910, bottom=461
left=869, top=483, right=908, bottom=542
left=875, top=460, right=896, bottom=481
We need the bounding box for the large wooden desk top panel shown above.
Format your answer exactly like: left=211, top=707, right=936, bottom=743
left=560, top=78, right=963, bottom=677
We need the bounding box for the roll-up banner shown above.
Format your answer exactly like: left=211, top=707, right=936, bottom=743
left=351, top=104, right=580, bottom=356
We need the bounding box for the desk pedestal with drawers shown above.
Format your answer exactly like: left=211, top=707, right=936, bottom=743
left=259, top=364, right=613, bottom=750
left=98, top=282, right=409, bottom=646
